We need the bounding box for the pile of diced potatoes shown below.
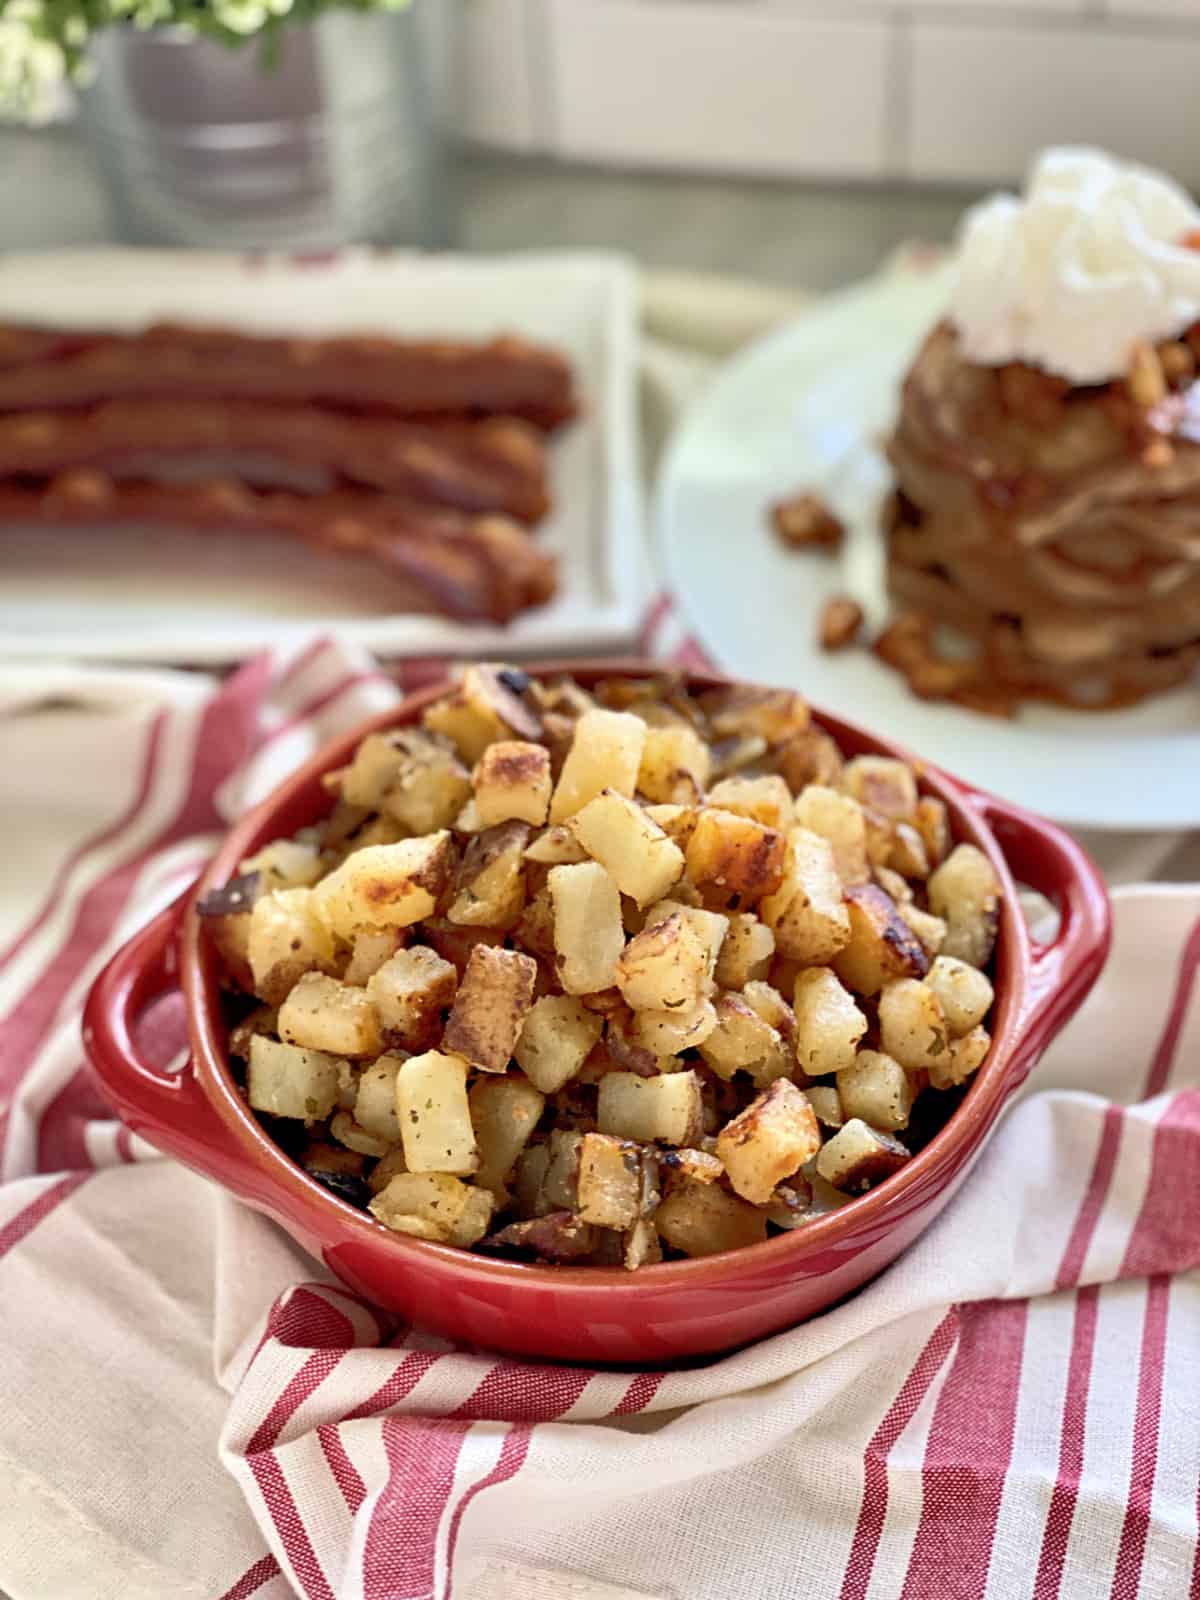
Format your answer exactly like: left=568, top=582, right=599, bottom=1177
left=203, top=664, right=1003, bottom=1269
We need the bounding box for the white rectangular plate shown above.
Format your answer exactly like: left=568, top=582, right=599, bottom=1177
left=0, top=248, right=645, bottom=663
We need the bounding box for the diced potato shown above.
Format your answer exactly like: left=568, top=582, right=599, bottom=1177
left=597, top=1069, right=703, bottom=1146
left=342, top=927, right=405, bottom=987
left=335, top=1058, right=359, bottom=1112
left=792, top=967, right=868, bottom=1077
left=351, top=730, right=472, bottom=835
left=443, top=944, right=537, bottom=1073
left=240, top=837, right=324, bottom=890
left=875, top=865, right=914, bottom=904
left=354, top=1053, right=404, bottom=1143
left=615, top=913, right=708, bottom=1012
left=541, top=1128, right=583, bottom=1210
left=841, top=756, right=919, bottom=822
left=716, top=1080, right=821, bottom=1204
left=656, top=1180, right=768, bottom=1257
left=698, top=994, right=790, bottom=1084
left=658, top=1146, right=725, bottom=1187
left=926, top=955, right=995, bottom=1037
left=706, top=774, right=794, bottom=832
left=313, top=833, right=454, bottom=935
left=630, top=998, right=718, bottom=1057
left=396, top=1051, right=477, bottom=1174
left=247, top=887, right=335, bottom=1005
left=369, top=1172, right=494, bottom=1247
left=685, top=808, right=786, bottom=903
left=776, top=727, right=843, bottom=792
left=714, top=913, right=775, bottom=989
left=792, top=786, right=869, bottom=886
left=549, top=862, right=625, bottom=995
left=514, top=994, right=604, bottom=1093
left=206, top=907, right=254, bottom=992
left=567, top=788, right=685, bottom=907
left=247, top=1035, right=341, bottom=1122
left=760, top=827, right=851, bottom=965
left=644, top=804, right=700, bottom=849
left=741, top=981, right=796, bottom=1045
left=368, top=1144, right=409, bottom=1195
left=929, top=1025, right=991, bottom=1090
left=330, top=1111, right=392, bottom=1158
left=472, top=739, right=552, bottom=828
left=836, top=1051, right=914, bottom=1132
left=577, top=1133, right=651, bottom=1229
left=624, top=1217, right=663, bottom=1270
left=915, top=796, right=952, bottom=869
left=878, top=979, right=949, bottom=1071
left=422, top=664, right=541, bottom=765
left=650, top=901, right=729, bottom=982
left=446, top=820, right=529, bottom=929
left=451, top=796, right=485, bottom=835
left=469, top=1076, right=545, bottom=1198
left=227, top=1004, right=278, bottom=1061
left=896, top=902, right=947, bottom=959
left=604, top=1006, right=672, bottom=1077
left=418, top=920, right=504, bottom=979
left=367, top=945, right=458, bottom=1051
left=888, top=823, right=931, bottom=880
left=511, top=1142, right=551, bottom=1217
left=832, top=884, right=930, bottom=996
left=806, top=1084, right=843, bottom=1128
left=514, top=884, right=556, bottom=959
left=816, top=1118, right=910, bottom=1192
left=278, top=972, right=381, bottom=1059
left=549, top=708, right=647, bottom=824
left=302, top=1140, right=366, bottom=1180
left=764, top=1180, right=813, bottom=1230
left=700, top=685, right=809, bottom=744
left=637, top=723, right=711, bottom=804
left=928, top=845, right=1003, bottom=969
left=523, top=824, right=588, bottom=865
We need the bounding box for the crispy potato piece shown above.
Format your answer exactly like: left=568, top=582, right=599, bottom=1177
left=597, top=1068, right=703, bottom=1146
left=656, top=1180, right=768, bottom=1257
left=541, top=1128, right=583, bottom=1210
left=342, top=927, right=405, bottom=987
left=700, top=685, right=809, bottom=744
left=514, top=884, right=556, bottom=959
left=792, top=786, right=869, bottom=886
left=926, top=955, right=995, bottom=1038
left=423, top=664, right=541, bottom=765
left=549, top=708, right=647, bottom=824
left=637, top=722, right=711, bottom=804
left=577, top=1133, right=656, bottom=1229
left=623, top=1216, right=663, bottom=1270
left=776, top=728, right=843, bottom=792
left=875, top=864, right=913, bottom=904
left=511, top=1142, right=551, bottom=1217
left=630, top=998, right=718, bottom=1057
left=888, top=823, right=930, bottom=881
left=370, top=1172, right=494, bottom=1247
left=658, top=1146, right=725, bottom=1187
left=915, top=796, right=951, bottom=870
left=832, top=884, right=930, bottom=996
left=515, top=994, right=604, bottom=1093
left=806, top=1084, right=843, bottom=1128
left=684, top=808, right=786, bottom=903
left=644, top=804, right=700, bottom=849
left=615, top=913, right=708, bottom=1012
left=248, top=1036, right=341, bottom=1122
left=523, top=824, right=588, bottom=865
left=367, top=945, right=458, bottom=1051
left=345, top=729, right=471, bottom=835
left=240, top=837, right=324, bottom=890
left=549, top=861, right=625, bottom=995
left=368, top=1145, right=409, bottom=1195
left=472, top=739, right=552, bottom=828
left=568, top=788, right=685, bottom=907
left=816, top=1118, right=910, bottom=1192
left=650, top=901, right=728, bottom=982
left=714, top=913, right=775, bottom=989
left=841, top=757, right=919, bottom=822
left=418, top=919, right=505, bottom=978
left=716, top=1079, right=820, bottom=1204
left=878, top=979, right=950, bottom=1071
left=396, top=1050, right=477, bottom=1174
left=896, top=901, right=947, bottom=959
left=792, top=967, right=868, bottom=1077
left=836, top=1051, right=914, bottom=1132
left=205, top=906, right=255, bottom=992
left=484, top=1211, right=596, bottom=1262
left=443, top=944, right=537, bottom=1073
left=313, top=833, right=454, bottom=935
left=302, top=1140, right=367, bottom=1181
left=278, top=972, right=381, bottom=1059
left=354, top=1053, right=404, bottom=1143
left=446, top=820, right=529, bottom=929
left=929, top=1024, right=991, bottom=1090
left=227, top=1004, right=278, bottom=1062
left=760, top=827, right=851, bottom=965
left=928, top=845, right=1002, bottom=969
left=706, top=774, right=794, bottom=832
left=469, top=1076, right=545, bottom=1199
left=698, top=994, right=791, bottom=1085
left=741, top=981, right=796, bottom=1046
left=247, top=887, right=335, bottom=1005
left=329, top=1111, right=392, bottom=1158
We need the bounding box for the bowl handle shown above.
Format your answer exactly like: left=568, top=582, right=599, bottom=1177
left=966, top=790, right=1112, bottom=1090
left=82, top=888, right=226, bottom=1164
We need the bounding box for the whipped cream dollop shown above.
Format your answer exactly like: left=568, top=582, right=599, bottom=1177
left=950, top=147, right=1200, bottom=384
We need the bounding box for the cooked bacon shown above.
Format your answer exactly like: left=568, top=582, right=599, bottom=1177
left=0, top=471, right=557, bottom=623
left=0, top=323, right=578, bottom=429
left=0, top=402, right=551, bottom=522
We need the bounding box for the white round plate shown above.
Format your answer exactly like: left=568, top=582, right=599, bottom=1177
left=657, top=262, right=1200, bottom=830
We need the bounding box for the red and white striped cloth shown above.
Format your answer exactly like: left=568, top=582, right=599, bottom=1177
left=0, top=636, right=1198, bottom=1600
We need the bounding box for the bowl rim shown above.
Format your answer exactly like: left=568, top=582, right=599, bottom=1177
left=180, top=657, right=1050, bottom=1293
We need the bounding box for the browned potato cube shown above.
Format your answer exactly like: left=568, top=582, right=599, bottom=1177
left=615, top=913, right=708, bottom=1012
left=915, top=796, right=952, bottom=869
left=926, top=956, right=995, bottom=1037
left=248, top=1036, right=341, bottom=1122
left=342, top=927, right=406, bottom=987
left=240, top=837, right=324, bottom=891
left=741, top=980, right=796, bottom=1045
left=247, top=887, right=336, bottom=1005
left=443, top=944, right=537, bottom=1073
left=792, top=967, right=868, bottom=1077
left=685, top=808, right=786, bottom=903
left=369, top=1172, right=494, bottom=1246
left=576, top=1133, right=654, bottom=1229
left=888, top=824, right=931, bottom=881
left=649, top=901, right=728, bottom=982
left=896, top=902, right=947, bottom=959
left=422, top=664, right=541, bottom=765
left=700, top=684, right=809, bottom=744
left=568, top=789, right=685, bottom=907
left=841, top=756, right=919, bottom=822
left=472, top=740, right=552, bottom=828
left=549, top=708, right=647, bottom=824
left=514, top=994, right=604, bottom=1093
left=354, top=1053, right=405, bottom=1143
left=514, top=884, right=556, bottom=959
left=446, top=820, right=529, bottom=930
left=715, top=1079, right=821, bottom=1204
left=541, top=1128, right=583, bottom=1210
left=658, top=1146, right=725, bottom=1187
left=792, top=786, right=869, bottom=886
left=878, top=979, right=949, bottom=1071
left=644, top=804, right=701, bottom=849
left=469, top=1076, right=546, bottom=1199
left=816, top=1118, right=910, bottom=1192
left=698, top=994, right=790, bottom=1084
left=637, top=723, right=711, bottom=804
left=367, top=945, right=458, bottom=1051
left=523, top=824, right=589, bottom=865
left=832, top=884, right=930, bottom=996
left=656, top=1180, right=768, bottom=1257
left=549, top=861, right=625, bottom=995
left=706, top=775, right=794, bottom=832
left=597, top=1069, right=703, bottom=1146
left=278, top=971, right=381, bottom=1059
left=806, top=1085, right=843, bottom=1128
left=714, top=913, right=776, bottom=989
left=347, top=730, right=472, bottom=835
left=313, top=833, right=454, bottom=935
left=928, top=1025, right=991, bottom=1090
left=396, top=1050, right=477, bottom=1174
left=511, top=1143, right=551, bottom=1217
left=623, top=1217, right=663, bottom=1270
left=776, top=728, right=843, bottom=792
left=836, top=1051, right=914, bottom=1132
left=760, top=828, right=850, bottom=965
left=928, top=845, right=1002, bottom=969
left=329, top=1111, right=392, bottom=1158
left=630, top=998, right=718, bottom=1057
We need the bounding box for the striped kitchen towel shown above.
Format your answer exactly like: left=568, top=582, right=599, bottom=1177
left=0, top=637, right=1197, bottom=1600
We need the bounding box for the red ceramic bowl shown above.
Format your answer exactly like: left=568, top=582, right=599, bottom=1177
left=84, top=661, right=1110, bottom=1364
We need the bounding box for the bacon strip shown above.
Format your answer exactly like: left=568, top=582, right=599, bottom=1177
left=0, top=402, right=551, bottom=523
left=0, top=472, right=557, bottom=623
left=0, top=323, right=577, bottom=429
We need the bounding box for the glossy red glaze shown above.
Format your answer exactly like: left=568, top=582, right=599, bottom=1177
left=83, top=661, right=1110, bottom=1364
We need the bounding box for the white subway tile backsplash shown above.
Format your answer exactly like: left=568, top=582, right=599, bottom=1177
left=908, top=21, right=1200, bottom=186
left=544, top=1, right=891, bottom=178
left=455, top=0, right=541, bottom=151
